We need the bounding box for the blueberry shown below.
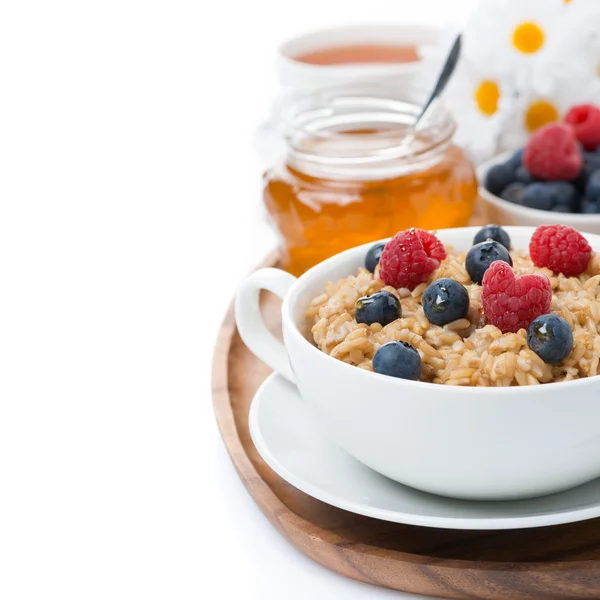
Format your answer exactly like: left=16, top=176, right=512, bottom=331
left=473, top=224, right=511, bottom=250
left=515, top=165, right=535, bottom=185
left=586, top=171, right=600, bottom=204
left=574, top=166, right=591, bottom=192
left=587, top=152, right=600, bottom=168
left=553, top=183, right=579, bottom=210
left=373, top=341, right=422, bottom=381
left=465, top=241, right=513, bottom=285
left=422, top=279, right=470, bottom=326
left=520, top=184, right=554, bottom=211
left=484, top=162, right=516, bottom=196
left=581, top=199, right=600, bottom=214
left=500, top=182, right=526, bottom=204
left=355, top=291, right=400, bottom=327
left=507, top=149, right=524, bottom=170
left=365, top=242, right=386, bottom=273
left=521, top=182, right=578, bottom=212
left=527, top=314, right=573, bottom=364
left=574, top=153, right=600, bottom=191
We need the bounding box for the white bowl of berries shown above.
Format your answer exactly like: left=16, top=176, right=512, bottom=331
left=478, top=105, right=600, bottom=234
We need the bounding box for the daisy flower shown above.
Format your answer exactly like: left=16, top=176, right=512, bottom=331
left=557, top=0, right=600, bottom=94
left=498, top=78, right=600, bottom=151
left=463, top=0, right=579, bottom=95
left=419, top=29, right=516, bottom=162
left=443, top=61, right=517, bottom=162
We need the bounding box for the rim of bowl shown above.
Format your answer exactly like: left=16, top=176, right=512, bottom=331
left=477, top=152, right=600, bottom=224
left=284, top=225, right=600, bottom=395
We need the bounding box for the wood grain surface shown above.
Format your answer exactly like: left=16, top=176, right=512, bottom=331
left=212, top=227, right=600, bottom=599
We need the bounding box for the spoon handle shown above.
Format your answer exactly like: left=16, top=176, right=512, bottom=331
left=413, top=34, right=462, bottom=130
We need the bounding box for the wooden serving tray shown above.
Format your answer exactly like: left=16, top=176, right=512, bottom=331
left=212, top=252, right=600, bottom=600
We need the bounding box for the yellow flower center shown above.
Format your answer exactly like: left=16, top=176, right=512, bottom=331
left=525, top=100, right=559, bottom=132
left=474, top=80, right=500, bottom=116
left=565, top=0, right=573, bottom=4
left=512, top=22, right=545, bottom=54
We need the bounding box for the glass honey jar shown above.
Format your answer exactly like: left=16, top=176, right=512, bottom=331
left=263, top=84, right=478, bottom=276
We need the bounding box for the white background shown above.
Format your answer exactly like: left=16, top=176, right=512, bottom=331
left=0, top=1, right=475, bottom=598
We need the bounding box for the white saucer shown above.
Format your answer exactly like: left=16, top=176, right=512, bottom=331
left=249, top=374, right=600, bottom=530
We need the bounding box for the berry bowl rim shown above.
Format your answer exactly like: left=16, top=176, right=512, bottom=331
left=477, top=151, right=600, bottom=226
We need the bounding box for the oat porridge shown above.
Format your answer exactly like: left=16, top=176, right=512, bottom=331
left=306, top=225, right=600, bottom=386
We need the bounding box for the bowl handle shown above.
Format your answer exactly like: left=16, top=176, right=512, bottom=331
left=235, top=268, right=297, bottom=383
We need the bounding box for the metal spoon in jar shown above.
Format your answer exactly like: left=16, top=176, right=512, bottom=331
left=402, top=34, right=462, bottom=146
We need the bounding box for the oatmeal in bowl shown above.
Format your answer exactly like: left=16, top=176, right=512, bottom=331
left=307, top=224, right=600, bottom=387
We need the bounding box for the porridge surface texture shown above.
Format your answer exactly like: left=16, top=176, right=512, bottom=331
left=306, top=249, right=600, bottom=386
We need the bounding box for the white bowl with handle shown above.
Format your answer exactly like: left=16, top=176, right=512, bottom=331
left=478, top=152, right=600, bottom=234
left=235, top=226, right=600, bottom=501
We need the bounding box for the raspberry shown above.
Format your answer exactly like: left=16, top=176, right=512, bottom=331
left=481, top=261, right=552, bottom=334
left=565, top=104, right=600, bottom=151
left=529, top=224, right=592, bottom=277
left=379, top=228, right=446, bottom=290
left=523, top=123, right=582, bottom=180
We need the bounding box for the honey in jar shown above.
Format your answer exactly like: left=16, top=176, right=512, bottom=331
left=263, top=85, right=478, bottom=275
